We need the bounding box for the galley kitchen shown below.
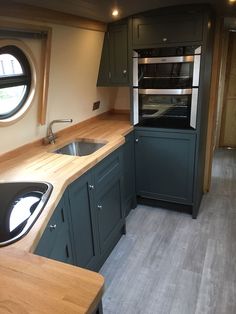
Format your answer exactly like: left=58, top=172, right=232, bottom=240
left=0, top=1, right=236, bottom=313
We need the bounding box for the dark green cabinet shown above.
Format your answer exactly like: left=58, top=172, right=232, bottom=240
left=135, top=129, right=196, bottom=205
left=35, top=196, right=74, bottom=264
left=97, top=23, right=129, bottom=86
left=132, top=14, right=203, bottom=48
left=123, top=132, right=136, bottom=216
left=68, top=147, right=125, bottom=271
left=94, top=149, right=125, bottom=265
left=35, top=147, right=126, bottom=271
left=68, top=171, right=99, bottom=271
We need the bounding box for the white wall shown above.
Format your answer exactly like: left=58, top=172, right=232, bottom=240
left=113, top=87, right=130, bottom=111
left=0, top=21, right=117, bottom=154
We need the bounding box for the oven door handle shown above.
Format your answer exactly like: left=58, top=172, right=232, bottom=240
left=138, top=89, right=192, bottom=95
left=138, top=56, right=194, bottom=64
left=133, top=88, right=139, bottom=125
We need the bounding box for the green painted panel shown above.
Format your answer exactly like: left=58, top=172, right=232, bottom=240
left=135, top=129, right=196, bottom=204
left=68, top=172, right=99, bottom=271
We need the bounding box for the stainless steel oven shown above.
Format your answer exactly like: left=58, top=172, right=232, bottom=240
left=133, top=46, right=201, bottom=129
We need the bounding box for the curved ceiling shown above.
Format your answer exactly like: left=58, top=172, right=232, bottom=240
left=11, top=0, right=236, bottom=22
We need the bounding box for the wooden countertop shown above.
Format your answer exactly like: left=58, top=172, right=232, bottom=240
left=0, top=112, right=133, bottom=252
left=0, top=112, right=133, bottom=314
left=0, top=247, right=104, bottom=314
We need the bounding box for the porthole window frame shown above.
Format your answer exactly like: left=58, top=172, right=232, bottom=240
left=0, top=39, right=37, bottom=126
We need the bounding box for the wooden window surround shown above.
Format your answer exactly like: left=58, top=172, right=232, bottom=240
left=0, top=21, right=52, bottom=125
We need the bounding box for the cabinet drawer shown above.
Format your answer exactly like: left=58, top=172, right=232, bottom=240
left=94, top=149, right=122, bottom=192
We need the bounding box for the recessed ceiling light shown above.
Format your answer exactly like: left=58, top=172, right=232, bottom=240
left=229, top=0, right=236, bottom=3
left=112, top=9, right=119, bottom=17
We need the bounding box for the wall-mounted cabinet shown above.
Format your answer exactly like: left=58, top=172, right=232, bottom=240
left=132, top=13, right=203, bottom=48
left=97, top=23, right=129, bottom=86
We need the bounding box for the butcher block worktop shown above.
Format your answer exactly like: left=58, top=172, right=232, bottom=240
left=0, top=112, right=132, bottom=252
left=0, top=112, right=132, bottom=314
left=0, top=247, right=104, bottom=314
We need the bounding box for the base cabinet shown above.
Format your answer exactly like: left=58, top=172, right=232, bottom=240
left=123, top=132, right=136, bottom=216
left=68, top=171, right=99, bottom=271
left=35, top=196, right=74, bottom=265
left=94, top=149, right=125, bottom=267
left=35, top=147, right=126, bottom=271
left=135, top=128, right=196, bottom=205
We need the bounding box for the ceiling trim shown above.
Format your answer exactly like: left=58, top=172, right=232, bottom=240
left=0, top=1, right=107, bottom=32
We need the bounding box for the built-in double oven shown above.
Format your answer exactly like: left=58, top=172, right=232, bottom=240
left=133, top=46, right=201, bottom=129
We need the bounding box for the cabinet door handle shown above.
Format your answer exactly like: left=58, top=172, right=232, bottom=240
left=49, top=224, right=57, bottom=231
left=123, top=69, right=127, bottom=76
left=97, top=204, right=103, bottom=210
left=89, top=184, right=95, bottom=190
left=135, top=138, right=139, bottom=143
left=162, top=38, right=167, bottom=42
left=65, top=245, right=70, bottom=258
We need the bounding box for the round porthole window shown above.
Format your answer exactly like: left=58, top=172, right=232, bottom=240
left=0, top=41, right=36, bottom=124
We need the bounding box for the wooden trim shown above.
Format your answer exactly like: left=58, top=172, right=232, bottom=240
left=203, top=17, right=224, bottom=192
left=0, top=110, right=114, bottom=162
left=38, top=28, right=52, bottom=125
left=0, top=1, right=107, bottom=32
left=219, top=31, right=234, bottom=147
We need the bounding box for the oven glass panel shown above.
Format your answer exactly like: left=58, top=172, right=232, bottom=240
left=138, top=94, right=191, bottom=129
left=138, top=62, right=193, bottom=89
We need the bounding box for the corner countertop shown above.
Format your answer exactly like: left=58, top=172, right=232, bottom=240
left=0, top=112, right=133, bottom=314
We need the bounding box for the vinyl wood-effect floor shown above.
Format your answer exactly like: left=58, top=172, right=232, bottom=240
left=100, top=149, right=236, bottom=314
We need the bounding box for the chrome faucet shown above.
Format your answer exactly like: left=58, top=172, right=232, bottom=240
left=45, top=119, right=73, bottom=144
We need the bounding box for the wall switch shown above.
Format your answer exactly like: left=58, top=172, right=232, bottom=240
left=93, top=101, right=100, bottom=111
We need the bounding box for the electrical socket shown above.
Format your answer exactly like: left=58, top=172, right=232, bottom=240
left=93, top=101, right=100, bottom=111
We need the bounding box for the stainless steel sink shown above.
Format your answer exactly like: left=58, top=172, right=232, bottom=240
left=0, top=182, right=53, bottom=247
left=53, top=140, right=106, bottom=156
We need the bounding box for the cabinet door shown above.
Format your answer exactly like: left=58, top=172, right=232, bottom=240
left=97, top=23, right=129, bottom=86
left=35, top=197, right=74, bottom=265
left=109, top=24, right=129, bottom=85
left=97, top=32, right=110, bottom=86
left=94, top=149, right=125, bottom=264
left=123, top=132, right=136, bottom=216
left=49, top=229, right=74, bottom=264
left=132, top=14, right=203, bottom=48
left=135, top=129, right=196, bottom=204
left=68, top=171, right=99, bottom=271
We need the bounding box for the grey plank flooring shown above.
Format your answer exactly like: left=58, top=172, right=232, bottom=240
left=100, top=149, right=236, bottom=314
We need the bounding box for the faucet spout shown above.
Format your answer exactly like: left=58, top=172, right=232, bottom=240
left=46, top=119, right=73, bottom=144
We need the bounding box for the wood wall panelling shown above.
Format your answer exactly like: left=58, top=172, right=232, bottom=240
left=38, top=28, right=52, bottom=125
left=219, top=31, right=236, bottom=148
left=203, top=17, right=224, bottom=192
left=0, top=1, right=107, bottom=32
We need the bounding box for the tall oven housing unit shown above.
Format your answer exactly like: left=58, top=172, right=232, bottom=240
left=132, top=5, right=215, bottom=218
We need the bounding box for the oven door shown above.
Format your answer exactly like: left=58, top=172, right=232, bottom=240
left=136, top=55, right=201, bottom=89
left=138, top=56, right=194, bottom=89
left=134, top=88, right=198, bottom=129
